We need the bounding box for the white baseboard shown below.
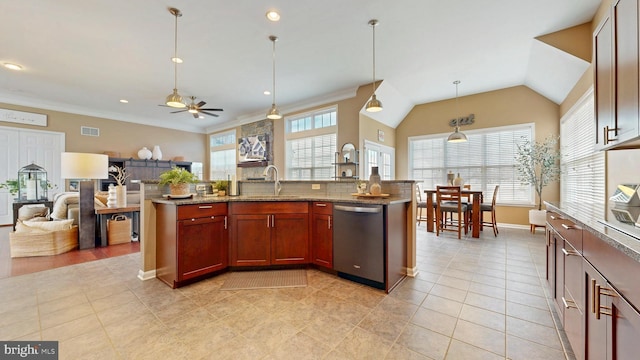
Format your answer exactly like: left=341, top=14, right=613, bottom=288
left=137, top=269, right=156, bottom=281
left=497, top=223, right=531, bottom=230
left=405, top=266, right=419, bottom=277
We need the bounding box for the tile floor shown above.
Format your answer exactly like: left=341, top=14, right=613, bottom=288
left=0, top=226, right=574, bottom=359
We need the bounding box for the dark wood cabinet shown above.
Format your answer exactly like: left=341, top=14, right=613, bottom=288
left=563, top=240, right=584, bottom=360
left=594, top=0, right=640, bottom=149
left=156, top=202, right=228, bottom=288
left=612, top=0, right=640, bottom=147
left=229, top=202, right=309, bottom=267
left=585, top=260, right=607, bottom=360
left=311, top=202, right=333, bottom=268
left=595, top=13, right=615, bottom=149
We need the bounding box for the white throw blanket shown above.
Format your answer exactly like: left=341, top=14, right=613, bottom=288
left=50, top=192, right=105, bottom=220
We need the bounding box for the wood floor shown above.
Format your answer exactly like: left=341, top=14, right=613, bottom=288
left=0, top=225, right=140, bottom=279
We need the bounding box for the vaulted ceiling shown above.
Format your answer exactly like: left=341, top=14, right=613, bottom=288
left=0, top=0, right=600, bottom=133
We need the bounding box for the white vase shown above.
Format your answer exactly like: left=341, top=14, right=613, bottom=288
left=138, top=147, right=152, bottom=160
left=116, top=185, right=127, bottom=208
left=453, top=173, right=464, bottom=186
left=152, top=145, right=162, bottom=160
left=107, top=185, right=117, bottom=208
left=529, top=209, right=547, bottom=226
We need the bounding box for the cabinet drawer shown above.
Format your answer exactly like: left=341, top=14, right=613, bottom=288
left=178, top=203, right=227, bottom=220
left=547, top=211, right=582, bottom=252
left=230, top=201, right=308, bottom=214
left=312, top=202, right=332, bottom=215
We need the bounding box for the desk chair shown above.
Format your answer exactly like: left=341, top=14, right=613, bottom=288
left=481, top=185, right=499, bottom=236
left=436, top=186, right=469, bottom=239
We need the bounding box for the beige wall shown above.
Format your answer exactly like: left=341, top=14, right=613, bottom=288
left=359, top=114, right=396, bottom=149
left=395, top=85, right=560, bottom=225
left=0, top=102, right=207, bottom=173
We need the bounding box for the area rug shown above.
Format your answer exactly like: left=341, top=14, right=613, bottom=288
left=220, top=269, right=307, bottom=290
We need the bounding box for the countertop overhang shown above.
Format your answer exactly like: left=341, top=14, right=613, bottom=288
left=152, top=194, right=411, bottom=206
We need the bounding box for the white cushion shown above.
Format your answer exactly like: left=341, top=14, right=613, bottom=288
left=22, top=218, right=74, bottom=232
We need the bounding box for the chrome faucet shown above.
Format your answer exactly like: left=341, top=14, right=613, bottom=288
left=263, top=165, right=281, bottom=196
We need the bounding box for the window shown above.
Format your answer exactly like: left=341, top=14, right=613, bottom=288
left=560, top=89, right=604, bottom=217
left=286, top=107, right=337, bottom=180
left=409, top=124, right=533, bottom=204
left=363, top=140, right=395, bottom=180
left=209, top=130, right=236, bottom=180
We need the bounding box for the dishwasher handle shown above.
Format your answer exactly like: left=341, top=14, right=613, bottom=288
left=334, top=205, right=382, bottom=213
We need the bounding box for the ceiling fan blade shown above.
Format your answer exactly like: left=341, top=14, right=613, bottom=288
left=200, top=111, right=219, bottom=117
left=200, top=108, right=223, bottom=112
left=170, top=109, right=188, bottom=114
left=196, top=101, right=206, bottom=108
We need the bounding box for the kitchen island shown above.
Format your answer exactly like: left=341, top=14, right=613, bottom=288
left=145, top=181, right=415, bottom=293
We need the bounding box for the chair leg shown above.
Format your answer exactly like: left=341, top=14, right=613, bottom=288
left=492, top=209, right=498, bottom=236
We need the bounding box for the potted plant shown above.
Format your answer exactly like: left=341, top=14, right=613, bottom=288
left=213, top=180, right=228, bottom=196
left=0, top=179, right=20, bottom=198
left=158, top=167, right=199, bottom=196
left=515, top=135, right=561, bottom=229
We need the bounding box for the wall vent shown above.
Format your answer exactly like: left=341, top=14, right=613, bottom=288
left=81, top=126, right=100, bottom=137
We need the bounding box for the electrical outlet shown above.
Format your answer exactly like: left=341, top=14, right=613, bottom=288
left=195, top=184, right=206, bottom=191
left=311, top=184, right=321, bottom=190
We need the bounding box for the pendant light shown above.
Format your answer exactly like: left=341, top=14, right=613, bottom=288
left=365, top=19, right=383, bottom=113
left=266, top=35, right=282, bottom=120
left=447, top=80, right=468, bottom=143
left=165, top=7, right=185, bottom=108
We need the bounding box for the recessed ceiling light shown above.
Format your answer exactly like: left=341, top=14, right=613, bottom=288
left=198, top=115, right=204, bottom=119
left=119, top=99, right=129, bottom=103
left=3, top=63, right=23, bottom=71
left=266, top=10, right=280, bottom=22
left=263, top=90, right=271, bottom=95
left=171, top=57, right=183, bottom=64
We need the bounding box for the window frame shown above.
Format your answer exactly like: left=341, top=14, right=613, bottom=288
left=209, top=129, right=236, bottom=180
left=408, top=123, right=534, bottom=206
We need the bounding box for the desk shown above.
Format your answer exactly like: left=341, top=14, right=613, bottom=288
left=425, top=189, right=483, bottom=238
left=95, top=205, right=140, bottom=246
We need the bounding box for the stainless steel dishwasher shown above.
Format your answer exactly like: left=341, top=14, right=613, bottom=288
left=333, top=203, right=385, bottom=287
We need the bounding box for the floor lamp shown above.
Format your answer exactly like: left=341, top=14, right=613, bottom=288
left=61, top=152, right=108, bottom=249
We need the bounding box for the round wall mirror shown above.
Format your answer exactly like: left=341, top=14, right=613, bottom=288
left=341, top=143, right=356, bottom=162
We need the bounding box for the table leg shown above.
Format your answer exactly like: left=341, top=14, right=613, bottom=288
left=426, top=192, right=434, bottom=233
left=472, top=194, right=481, bottom=238
left=99, top=214, right=108, bottom=246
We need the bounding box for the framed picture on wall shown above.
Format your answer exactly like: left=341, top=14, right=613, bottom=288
left=67, top=180, right=80, bottom=192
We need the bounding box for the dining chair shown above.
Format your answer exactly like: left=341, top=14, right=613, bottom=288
left=415, top=184, right=427, bottom=226
left=436, top=186, right=468, bottom=239
left=480, top=185, right=499, bottom=236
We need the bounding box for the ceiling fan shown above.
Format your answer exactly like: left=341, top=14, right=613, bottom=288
left=162, top=96, right=223, bottom=118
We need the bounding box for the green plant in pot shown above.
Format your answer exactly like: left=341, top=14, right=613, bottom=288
left=515, top=135, right=561, bottom=229
left=212, top=180, right=228, bottom=196
left=158, top=167, right=199, bottom=196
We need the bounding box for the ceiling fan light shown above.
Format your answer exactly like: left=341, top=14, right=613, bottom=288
left=165, top=89, right=185, bottom=108
left=365, top=94, right=383, bottom=112
left=447, top=127, right=468, bottom=143
left=266, top=104, right=282, bottom=119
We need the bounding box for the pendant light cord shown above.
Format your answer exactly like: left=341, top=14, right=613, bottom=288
left=173, top=11, right=179, bottom=90
left=272, top=38, right=276, bottom=105
left=454, top=80, right=460, bottom=129
left=372, top=20, right=377, bottom=95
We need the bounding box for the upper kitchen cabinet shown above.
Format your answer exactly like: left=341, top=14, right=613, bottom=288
left=594, top=0, right=640, bottom=150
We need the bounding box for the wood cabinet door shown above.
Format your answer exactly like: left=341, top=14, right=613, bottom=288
left=312, top=213, right=332, bottom=268
left=613, top=0, right=640, bottom=146
left=230, top=214, right=271, bottom=266
left=585, top=261, right=608, bottom=360
left=177, top=215, right=227, bottom=281
left=594, top=14, right=616, bottom=149
left=609, top=287, right=640, bottom=360
left=271, top=213, right=309, bottom=265
left=554, top=232, right=565, bottom=319
left=546, top=228, right=556, bottom=298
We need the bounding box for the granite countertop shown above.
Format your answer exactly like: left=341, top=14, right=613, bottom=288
left=152, top=194, right=411, bottom=206
left=545, top=202, right=640, bottom=263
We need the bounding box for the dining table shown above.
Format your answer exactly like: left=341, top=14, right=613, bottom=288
left=424, top=189, right=484, bottom=238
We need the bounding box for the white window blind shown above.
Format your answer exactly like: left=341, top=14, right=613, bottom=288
left=209, top=130, right=236, bottom=180
left=409, top=124, right=533, bottom=204
left=287, top=133, right=336, bottom=179
left=560, top=90, right=605, bottom=218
